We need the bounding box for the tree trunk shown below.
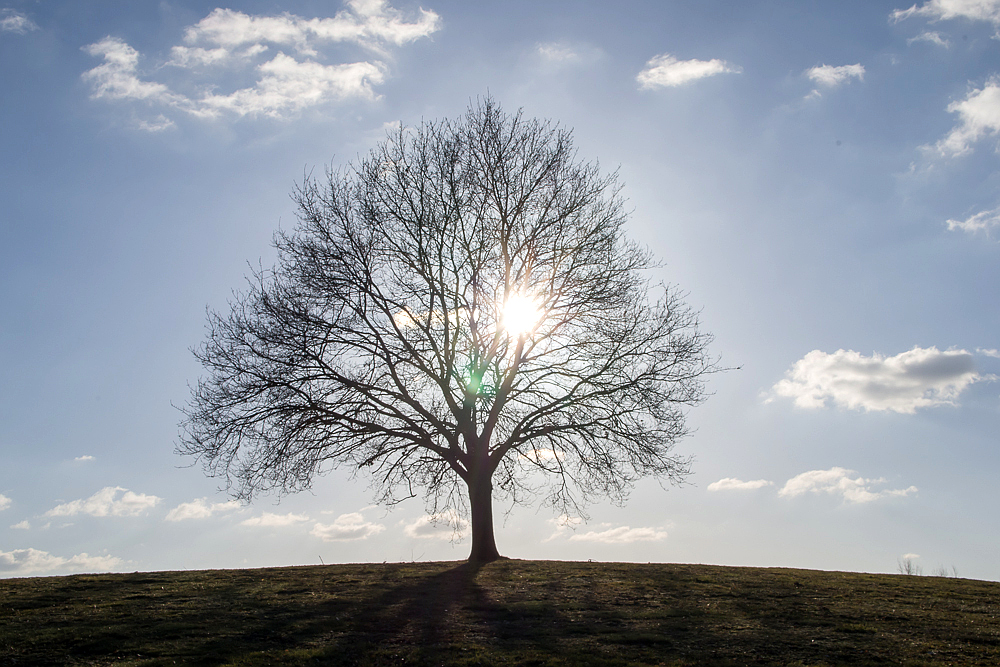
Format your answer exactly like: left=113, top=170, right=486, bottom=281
left=467, top=471, right=501, bottom=563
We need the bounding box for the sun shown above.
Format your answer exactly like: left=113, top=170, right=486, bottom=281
left=500, top=293, right=542, bottom=337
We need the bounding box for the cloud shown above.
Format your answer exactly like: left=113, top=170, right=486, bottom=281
left=979, top=348, right=1000, bottom=358
left=74, top=455, right=95, bottom=462
left=931, top=80, right=1000, bottom=157
left=536, top=42, right=581, bottom=63
left=81, top=2, right=439, bottom=128
left=902, top=552, right=921, bottom=559
left=707, top=478, right=774, bottom=491
left=179, top=3, right=439, bottom=54
left=10, top=520, right=30, bottom=530
left=240, top=511, right=310, bottom=527
left=402, top=511, right=468, bottom=540
left=947, top=206, right=1000, bottom=234
left=165, top=498, right=241, bottom=522
left=637, top=53, right=740, bottom=89
left=0, top=493, right=10, bottom=511
left=194, top=55, right=385, bottom=119
left=0, top=548, right=122, bottom=576
left=806, top=63, right=865, bottom=87
left=311, top=512, right=385, bottom=541
left=534, top=41, right=602, bottom=69
left=568, top=525, right=669, bottom=544
left=0, top=9, right=38, bottom=34
left=771, top=346, right=984, bottom=413
left=45, top=486, right=161, bottom=517
left=82, top=38, right=184, bottom=105
left=891, top=0, right=1000, bottom=25
left=779, top=467, right=918, bottom=503
left=907, top=30, right=951, bottom=46
left=543, top=514, right=584, bottom=542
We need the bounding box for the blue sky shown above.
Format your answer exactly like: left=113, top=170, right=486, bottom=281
left=2, top=0, right=999, bottom=579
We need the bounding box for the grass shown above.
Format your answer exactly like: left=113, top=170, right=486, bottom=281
left=1, top=559, right=998, bottom=666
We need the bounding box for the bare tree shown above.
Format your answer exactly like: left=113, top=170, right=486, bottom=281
left=179, top=99, right=714, bottom=562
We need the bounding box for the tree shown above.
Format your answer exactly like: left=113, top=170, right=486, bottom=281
left=178, top=99, right=714, bottom=562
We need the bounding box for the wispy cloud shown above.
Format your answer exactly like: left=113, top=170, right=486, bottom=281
left=907, top=30, right=951, bottom=46
left=931, top=79, right=1000, bottom=157
left=10, top=520, right=30, bottom=530
left=771, top=346, right=984, bottom=413
left=81, top=1, right=440, bottom=128
left=544, top=514, right=585, bottom=542
left=568, top=525, right=668, bottom=544
left=74, top=455, right=96, bottom=462
left=707, top=478, right=774, bottom=491
left=637, top=53, right=740, bottom=89
left=0, top=9, right=38, bottom=34
left=165, top=498, right=241, bottom=522
left=45, top=487, right=161, bottom=518
left=534, top=41, right=602, bottom=69
left=0, top=548, right=122, bottom=576
left=947, top=207, right=1000, bottom=235
left=0, top=493, right=10, bottom=511
left=779, top=467, right=918, bottom=503
left=402, top=510, right=468, bottom=540
left=240, top=511, right=309, bottom=527
left=806, top=63, right=865, bottom=88
left=891, top=0, right=1000, bottom=25
left=311, top=512, right=385, bottom=541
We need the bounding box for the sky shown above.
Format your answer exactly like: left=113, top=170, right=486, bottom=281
left=1, top=0, right=999, bottom=580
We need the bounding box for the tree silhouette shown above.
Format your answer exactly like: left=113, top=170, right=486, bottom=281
left=179, top=99, right=714, bottom=562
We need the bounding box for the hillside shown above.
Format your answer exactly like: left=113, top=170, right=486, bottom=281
left=2, top=560, right=998, bottom=666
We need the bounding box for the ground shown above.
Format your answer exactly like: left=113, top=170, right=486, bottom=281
left=2, top=560, right=998, bottom=665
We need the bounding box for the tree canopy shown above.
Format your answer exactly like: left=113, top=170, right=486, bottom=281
left=179, top=98, right=714, bottom=561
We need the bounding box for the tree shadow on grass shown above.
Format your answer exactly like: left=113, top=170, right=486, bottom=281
left=205, top=561, right=586, bottom=665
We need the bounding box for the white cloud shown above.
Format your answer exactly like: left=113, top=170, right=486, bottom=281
left=402, top=511, right=468, bottom=540
left=0, top=9, right=38, bottom=34
left=536, top=42, right=581, bottom=63
left=311, top=512, right=385, bottom=541
left=771, top=346, right=983, bottom=413
left=180, top=3, right=439, bottom=55
left=568, top=525, right=668, bottom=544
left=0, top=493, right=10, bottom=511
left=165, top=498, right=241, bottom=522
left=45, top=486, right=161, bottom=518
left=707, top=477, right=774, bottom=491
left=637, top=53, right=740, bottom=89
left=779, top=467, right=918, bottom=503
left=902, top=552, right=921, bottom=559
left=81, top=2, right=439, bottom=128
left=907, top=30, right=952, bottom=46
left=932, top=80, right=1000, bottom=157
left=891, top=0, right=1000, bottom=24
left=240, top=511, right=310, bottom=527
left=75, top=455, right=95, bottom=462
left=979, top=348, right=1000, bottom=358
left=806, top=63, right=865, bottom=87
left=947, top=206, right=1000, bottom=234
left=136, top=115, right=175, bottom=132
left=194, top=55, right=385, bottom=119
left=0, top=548, right=122, bottom=576
left=10, top=520, right=30, bottom=530
left=83, top=38, right=185, bottom=105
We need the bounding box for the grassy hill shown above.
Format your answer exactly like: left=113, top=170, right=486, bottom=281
left=2, top=559, right=998, bottom=666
